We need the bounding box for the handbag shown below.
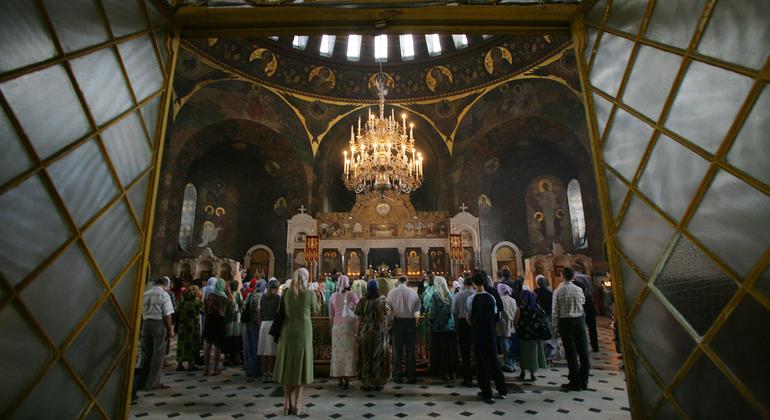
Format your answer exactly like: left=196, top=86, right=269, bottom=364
left=342, top=293, right=357, bottom=320
left=268, top=294, right=285, bottom=343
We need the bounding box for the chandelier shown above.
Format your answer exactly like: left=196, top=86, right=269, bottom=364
left=342, top=72, right=423, bottom=194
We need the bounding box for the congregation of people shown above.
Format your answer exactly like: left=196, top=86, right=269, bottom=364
left=137, top=264, right=601, bottom=414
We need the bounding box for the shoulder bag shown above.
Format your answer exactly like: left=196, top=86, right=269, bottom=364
left=268, top=294, right=285, bottom=343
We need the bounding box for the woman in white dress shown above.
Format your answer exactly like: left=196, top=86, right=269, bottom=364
left=328, top=275, right=359, bottom=389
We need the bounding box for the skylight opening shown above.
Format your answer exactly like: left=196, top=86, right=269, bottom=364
left=292, top=35, right=309, bottom=50
left=374, top=34, right=388, bottom=62
left=268, top=36, right=279, bottom=42
left=399, top=34, right=415, bottom=60
left=482, top=35, right=493, bottom=40
left=425, top=34, right=442, bottom=56
left=319, top=35, right=336, bottom=57
left=452, top=34, right=468, bottom=49
left=346, top=34, right=362, bottom=61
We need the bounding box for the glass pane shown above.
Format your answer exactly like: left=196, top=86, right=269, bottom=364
left=47, top=139, right=119, bottom=227
left=98, top=357, right=126, bottom=420
left=653, top=235, right=736, bottom=336
left=101, top=112, right=151, bottom=187
left=756, top=265, right=770, bottom=302
left=145, top=0, right=166, bottom=28
left=632, top=354, right=662, bottom=416
left=127, top=172, right=150, bottom=226
left=615, top=195, right=675, bottom=277
left=673, top=352, right=759, bottom=419
left=84, top=405, right=104, bottom=420
left=623, top=45, right=682, bottom=120
left=64, top=300, right=127, bottom=391
left=83, top=200, right=140, bottom=284
left=630, top=292, right=695, bottom=384
left=697, top=0, right=770, bottom=70
left=589, top=32, right=635, bottom=98
left=117, top=34, right=163, bottom=102
left=645, top=0, right=708, bottom=50
left=0, top=175, right=71, bottom=285
left=14, top=362, right=87, bottom=419
left=19, top=242, right=105, bottom=346
left=654, top=400, right=677, bottom=420
left=637, top=133, right=710, bottom=222
left=0, top=303, right=53, bottom=412
left=0, top=107, right=32, bottom=186
left=619, top=256, right=644, bottom=315
left=602, top=107, right=654, bottom=181
left=0, top=0, right=57, bottom=73
left=727, top=84, right=770, bottom=187
left=155, top=31, right=169, bottom=71
left=665, top=61, right=753, bottom=154
left=140, top=95, right=162, bottom=144
left=399, top=34, right=415, bottom=61
left=585, top=0, right=607, bottom=24
left=101, top=0, right=147, bottom=37
left=709, top=295, right=770, bottom=410
left=179, top=183, right=196, bottom=251
left=688, top=170, right=770, bottom=277
left=604, top=0, right=647, bottom=36
left=603, top=167, right=628, bottom=222
left=70, top=48, right=134, bottom=126
left=0, top=65, right=91, bottom=159
left=567, top=180, right=586, bottom=249
left=592, top=91, right=613, bottom=139
left=583, top=27, right=598, bottom=66
left=113, top=262, right=139, bottom=318
left=42, top=0, right=109, bottom=53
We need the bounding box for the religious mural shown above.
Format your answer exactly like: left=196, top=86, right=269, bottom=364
left=525, top=176, right=572, bottom=254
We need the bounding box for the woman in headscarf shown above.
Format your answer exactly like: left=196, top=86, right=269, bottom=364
left=535, top=275, right=558, bottom=365
left=176, top=287, right=203, bottom=371
left=496, top=283, right=519, bottom=373
left=242, top=279, right=265, bottom=377
left=224, top=280, right=244, bottom=366
left=355, top=280, right=392, bottom=391
left=328, top=275, right=359, bottom=389
left=202, top=277, right=218, bottom=299
left=429, top=276, right=456, bottom=381
left=516, top=289, right=548, bottom=381
left=258, top=278, right=281, bottom=382
left=323, top=274, right=337, bottom=316
left=202, top=278, right=233, bottom=376
left=274, top=268, right=319, bottom=415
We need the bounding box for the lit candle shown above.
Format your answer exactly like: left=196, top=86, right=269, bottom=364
left=409, top=123, right=414, bottom=140
left=350, top=125, right=354, bottom=142
left=358, top=116, right=361, bottom=134
left=402, top=113, right=406, bottom=133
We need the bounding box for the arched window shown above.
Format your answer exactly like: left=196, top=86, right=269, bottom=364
left=179, top=183, right=196, bottom=251
left=567, top=179, right=587, bottom=249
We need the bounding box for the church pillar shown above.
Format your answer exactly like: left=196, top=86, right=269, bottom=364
left=398, top=247, right=406, bottom=276
left=338, top=248, right=345, bottom=275
left=362, top=247, right=370, bottom=277
left=421, top=247, right=429, bottom=273
left=286, top=252, right=293, bottom=277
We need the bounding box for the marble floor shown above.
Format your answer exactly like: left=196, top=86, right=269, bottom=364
left=130, top=317, right=629, bottom=419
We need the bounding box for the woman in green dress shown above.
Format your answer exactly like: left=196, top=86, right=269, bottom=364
left=274, top=267, right=319, bottom=415
left=516, top=289, right=548, bottom=381
left=175, top=286, right=203, bottom=371
left=355, top=280, right=392, bottom=391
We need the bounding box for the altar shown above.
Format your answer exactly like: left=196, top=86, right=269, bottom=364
left=286, top=191, right=480, bottom=279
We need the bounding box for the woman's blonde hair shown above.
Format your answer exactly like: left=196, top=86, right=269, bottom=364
left=433, top=276, right=451, bottom=304
left=291, top=267, right=309, bottom=295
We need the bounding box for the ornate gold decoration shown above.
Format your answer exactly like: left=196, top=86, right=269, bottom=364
left=426, top=65, right=453, bottom=92
left=343, top=70, right=423, bottom=194
left=308, top=65, right=336, bottom=90
left=207, top=37, right=218, bottom=46
left=248, top=48, right=277, bottom=77
left=367, top=71, right=394, bottom=92
left=484, top=46, right=513, bottom=75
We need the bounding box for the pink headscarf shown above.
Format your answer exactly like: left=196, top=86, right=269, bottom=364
left=337, top=274, right=350, bottom=291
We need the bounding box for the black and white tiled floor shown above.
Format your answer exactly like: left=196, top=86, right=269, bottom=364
left=131, top=318, right=630, bottom=419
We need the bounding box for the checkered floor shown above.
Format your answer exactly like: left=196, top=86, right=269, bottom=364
left=130, top=317, right=629, bottom=419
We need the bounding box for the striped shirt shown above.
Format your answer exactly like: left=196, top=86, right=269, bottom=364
left=552, top=280, right=585, bottom=333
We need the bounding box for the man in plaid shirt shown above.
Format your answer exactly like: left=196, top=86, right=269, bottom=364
left=552, top=267, right=590, bottom=391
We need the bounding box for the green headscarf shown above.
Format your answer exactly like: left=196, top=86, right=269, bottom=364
left=212, top=278, right=227, bottom=298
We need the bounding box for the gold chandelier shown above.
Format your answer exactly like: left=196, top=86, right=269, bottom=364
left=342, top=73, right=423, bottom=194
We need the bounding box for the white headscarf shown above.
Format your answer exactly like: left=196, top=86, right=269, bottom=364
left=433, top=276, right=451, bottom=304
